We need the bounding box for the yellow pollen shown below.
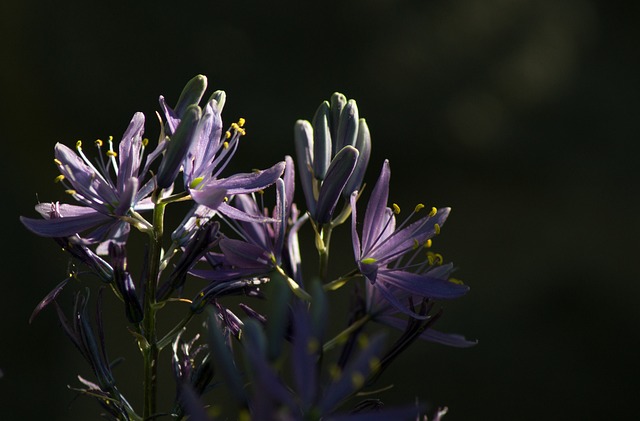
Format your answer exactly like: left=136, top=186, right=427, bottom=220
left=433, top=253, right=443, bottom=265
left=95, top=139, right=103, bottom=147
left=351, top=372, right=365, bottom=389
left=257, top=189, right=264, bottom=195
left=307, top=338, right=319, bottom=354
left=54, top=158, right=62, bottom=166
left=65, top=189, right=77, bottom=195
left=54, top=175, right=65, bottom=183
left=142, top=138, right=149, bottom=147
left=426, top=253, right=435, bottom=265
left=369, top=357, right=381, bottom=371
left=223, top=196, right=229, bottom=202
left=238, top=117, right=246, bottom=127
left=107, top=150, right=117, bottom=157
left=361, top=257, right=376, bottom=265
left=413, top=239, right=420, bottom=250
left=424, top=239, right=432, bottom=248
left=329, top=364, right=341, bottom=380
left=434, top=223, right=441, bottom=235
left=429, top=207, right=437, bottom=217
left=225, top=131, right=231, bottom=139
left=76, top=140, right=82, bottom=149
left=223, top=141, right=229, bottom=149
left=415, top=203, right=425, bottom=213
left=392, top=203, right=401, bottom=214
left=449, top=277, right=464, bottom=285
left=108, top=135, right=113, bottom=142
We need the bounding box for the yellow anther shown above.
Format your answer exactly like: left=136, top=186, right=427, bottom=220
left=329, top=364, right=341, bottom=380
left=95, top=139, right=103, bottom=147
left=369, top=357, right=381, bottom=371
left=307, top=338, right=319, bottom=354
left=223, top=197, right=229, bottom=202
left=76, top=140, right=83, bottom=149
left=54, top=158, right=62, bottom=166
left=357, top=335, right=369, bottom=349
left=108, top=135, right=113, bottom=142
left=65, top=189, right=77, bottom=195
left=361, top=257, right=377, bottom=265
left=257, top=189, right=264, bottom=195
left=351, top=372, right=365, bottom=389
left=414, top=203, right=425, bottom=213
left=223, top=141, right=229, bottom=149
left=424, top=239, right=432, bottom=248
left=54, top=175, right=65, bottom=183
left=433, top=253, right=444, bottom=265
left=449, top=277, right=464, bottom=285
left=426, top=253, right=435, bottom=265
left=142, top=138, right=149, bottom=147
left=237, top=127, right=246, bottom=135
left=225, top=131, right=231, bottom=139
left=413, top=239, right=420, bottom=250
left=231, top=122, right=238, bottom=130
left=434, top=223, right=441, bottom=235
left=238, top=117, right=246, bottom=127
left=107, top=150, right=117, bottom=157
left=392, top=203, right=401, bottom=214
left=429, top=207, right=437, bottom=217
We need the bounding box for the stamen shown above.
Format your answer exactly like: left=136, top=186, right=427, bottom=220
left=369, top=356, right=380, bottom=371
left=412, top=239, right=420, bottom=250
left=429, top=207, right=437, bottom=217
left=54, top=158, right=62, bottom=166
left=95, top=139, right=103, bottom=147
left=414, top=203, right=425, bottom=212
left=54, top=175, right=65, bottom=183
left=351, top=372, right=365, bottom=389
left=142, top=138, right=149, bottom=147
left=223, top=141, right=229, bottom=149
left=65, top=189, right=77, bottom=195
left=76, top=140, right=83, bottom=150
left=424, top=239, right=432, bottom=248
left=106, top=150, right=117, bottom=157
left=449, top=277, right=464, bottom=285
left=434, top=223, right=441, bottom=235
left=392, top=203, right=401, bottom=214
left=237, top=117, right=245, bottom=127
left=225, top=131, right=231, bottom=139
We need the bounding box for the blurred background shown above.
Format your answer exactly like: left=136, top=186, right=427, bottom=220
left=2, top=0, right=639, bottom=419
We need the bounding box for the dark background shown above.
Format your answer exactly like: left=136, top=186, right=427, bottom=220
left=2, top=0, right=639, bottom=419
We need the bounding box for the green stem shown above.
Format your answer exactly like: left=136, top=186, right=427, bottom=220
left=142, top=202, right=165, bottom=420
left=323, top=313, right=371, bottom=353
left=323, top=269, right=359, bottom=291
left=318, top=225, right=332, bottom=282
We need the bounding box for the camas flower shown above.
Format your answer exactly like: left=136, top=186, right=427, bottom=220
left=191, top=156, right=295, bottom=283
left=159, top=75, right=286, bottom=217
left=20, top=113, right=156, bottom=253
left=350, top=160, right=469, bottom=318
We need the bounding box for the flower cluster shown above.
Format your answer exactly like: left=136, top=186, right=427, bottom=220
left=21, top=75, right=474, bottom=421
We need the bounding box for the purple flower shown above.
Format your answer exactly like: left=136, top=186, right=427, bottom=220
left=20, top=113, right=155, bottom=253
left=350, top=160, right=469, bottom=318
left=159, top=75, right=286, bottom=216
left=191, top=156, right=295, bottom=283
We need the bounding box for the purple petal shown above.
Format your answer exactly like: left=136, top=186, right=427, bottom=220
left=214, top=161, right=285, bottom=195
left=117, top=112, right=145, bottom=193
left=362, top=160, right=391, bottom=252
left=20, top=212, right=111, bottom=238
left=220, top=238, right=270, bottom=269
left=35, top=202, right=99, bottom=219
left=350, top=191, right=362, bottom=259
left=343, top=119, right=371, bottom=197
left=377, top=269, right=469, bottom=300
left=30, top=277, right=71, bottom=324
left=217, top=202, right=277, bottom=224
left=190, top=185, right=227, bottom=210
left=312, top=101, right=332, bottom=180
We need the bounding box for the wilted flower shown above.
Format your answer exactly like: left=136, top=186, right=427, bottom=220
left=350, top=160, right=469, bottom=318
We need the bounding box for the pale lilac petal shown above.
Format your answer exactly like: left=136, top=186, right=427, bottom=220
left=214, top=161, right=285, bottom=195
left=190, top=185, right=227, bottom=210
left=362, top=160, right=390, bottom=251
left=117, top=112, right=145, bottom=193
left=220, top=238, right=271, bottom=269
left=378, top=269, right=469, bottom=299
left=20, top=213, right=111, bottom=237
left=216, top=202, right=277, bottom=224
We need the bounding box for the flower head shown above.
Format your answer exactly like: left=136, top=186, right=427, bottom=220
left=20, top=113, right=155, bottom=253
left=350, top=160, right=469, bottom=318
